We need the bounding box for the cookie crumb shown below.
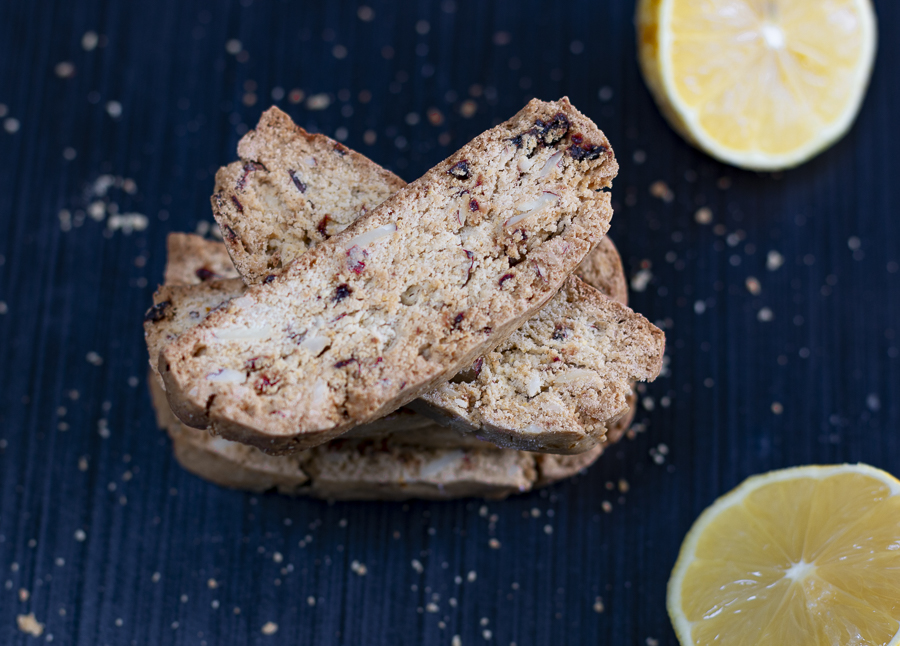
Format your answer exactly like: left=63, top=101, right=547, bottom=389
left=745, top=276, right=761, bottom=295
left=593, top=597, right=605, bottom=613
left=766, top=250, right=784, bottom=271
left=694, top=207, right=713, bottom=224
left=649, top=181, right=674, bottom=203
left=17, top=613, right=43, bottom=637
left=261, top=622, right=278, bottom=635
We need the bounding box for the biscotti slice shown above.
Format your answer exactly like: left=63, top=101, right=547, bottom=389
left=411, top=276, right=665, bottom=453
left=151, top=376, right=624, bottom=500
left=163, top=232, right=240, bottom=285
left=161, top=97, right=618, bottom=452
left=212, top=107, right=406, bottom=283
left=144, top=278, right=431, bottom=434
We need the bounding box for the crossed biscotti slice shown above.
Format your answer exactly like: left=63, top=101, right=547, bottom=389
left=411, top=276, right=664, bottom=452
left=160, top=98, right=619, bottom=452
left=211, top=107, right=406, bottom=283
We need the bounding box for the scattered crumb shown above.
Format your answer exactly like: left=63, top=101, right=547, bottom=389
left=467, top=571, right=477, bottom=582
left=452, top=636, right=462, bottom=646
left=867, top=394, right=881, bottom=411
left=225, top=39, right=242, bottom=55
left=350, top=561, right=367, bottom=576
left=307, top=596, right=316, bottom=606
left=19, top=588, right=29, bottom=601
left=4, top=118, right=21, bottom=134
left=766, top=250, right=784, bottom=271
left=306, top=93, right=330, bottom=110
left=55, top=61, right=75, bottom=78
left=488, top=538, right=501, bottom=549
left=771, top=402, right=783, bottom=415
left=602, top=501, right=613, bottom=513
left=411, top=559, right=424, bottom=574
left=106, top=101, right=122, bottom=118
left=631, top=266, right=652, bottom=292
left=17, top=613, right=43, bottom=637
left=459, top=100, right=477, bottom=118
left=649, top=180, right=674, bottom=203
left=593, top=597, right=605, bottom=613
left=694, top=207, right=713, bottom=224
left=74, top=529, right=86, bottom=541
left=261, top=622, right=278, bottom=636
left=757, top=307, right=774, bottom=322
left=745, top=277, right=761, bottom=295
left=207, top=578, right=217, bottom=589
left=82, top=31, right=99, bottom=51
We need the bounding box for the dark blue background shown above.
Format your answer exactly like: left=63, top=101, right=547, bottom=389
left=1, top=1, right=898, bottom=644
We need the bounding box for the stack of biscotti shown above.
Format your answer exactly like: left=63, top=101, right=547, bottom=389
left=145, top=99, right=665, bottom=500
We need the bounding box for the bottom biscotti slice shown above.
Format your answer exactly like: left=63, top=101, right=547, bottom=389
left=150, top=377, right=631, bottom=500
left=412, top=276, right=664, bottom=453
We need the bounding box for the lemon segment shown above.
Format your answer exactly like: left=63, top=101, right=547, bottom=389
left=668, top=464, right=900, bottom=646
left=637, top=0, right=878, bottom=170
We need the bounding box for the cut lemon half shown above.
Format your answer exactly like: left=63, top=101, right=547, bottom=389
left=637, top=0, right=878, bottom=170
left=668, top=464, right=900, bottom=646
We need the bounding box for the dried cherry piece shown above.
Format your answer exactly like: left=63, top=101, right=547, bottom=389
left=568, top=138, right=606, bottom=161
left=452, top=312, right=465, bottom=329
left=552, top=325, right=568, bottom=340
left=317, top=215, right=331, bottom=238
left=448, top=160, right=470, bottom=179
left=144, top=301, right=170, bottom=322
left=195, top=267, right=217, bottom=281
left=288, top=169, right=307, bottom=193
left=231, top=195, right=244, bottom=213
left=469, top=199, right=480, bottom=212
left=236, top=161, right=265, bottom=191
left=333, top=283, right=352, bottom=302
left=223, top=225, right=238, bottom=241
left=498, top=273, right=514, bottom=286
left=263, top=274, right=276, bottom=284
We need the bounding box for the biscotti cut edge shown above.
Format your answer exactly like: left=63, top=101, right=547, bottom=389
left=161, top=97, right=618, bottom=453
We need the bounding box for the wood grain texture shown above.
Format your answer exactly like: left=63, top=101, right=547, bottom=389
left=0, top=1, right=898, bottom=644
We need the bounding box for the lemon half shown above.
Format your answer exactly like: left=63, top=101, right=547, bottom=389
left=668, top=464, right=900, bottom=645
left=637, top=0, right=878, bottom=170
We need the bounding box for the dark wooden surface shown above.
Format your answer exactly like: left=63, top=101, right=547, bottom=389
left=1, top=1, right=898, bottom=644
